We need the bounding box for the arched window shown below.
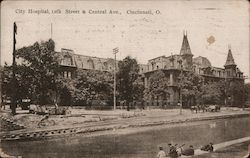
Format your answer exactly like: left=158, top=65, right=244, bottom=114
left=87, top=58, right=95, bottom=69
left=97, top=60, right=102, bottom=70
left=103, top=62, right=108, bottom=70
left=64, top=71, right=67, bottom=78
left=151, top=62, right=155, bottom=70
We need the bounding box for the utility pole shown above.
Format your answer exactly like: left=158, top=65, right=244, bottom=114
left=11, top=22, right=17, bottom=115
left=113, top=47, right=119, bottom=110
left=0, top=64, right=2, bottom=109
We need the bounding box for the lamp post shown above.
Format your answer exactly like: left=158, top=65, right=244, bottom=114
left=178, top=59, right=183, bottom=115
left=113, top=47, right=119, bottom=110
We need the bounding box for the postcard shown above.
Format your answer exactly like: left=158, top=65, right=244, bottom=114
left=0, top=0, right=249, bottom=158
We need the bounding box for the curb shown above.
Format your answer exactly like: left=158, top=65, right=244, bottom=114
left=1, top=113, right=250, bottom=141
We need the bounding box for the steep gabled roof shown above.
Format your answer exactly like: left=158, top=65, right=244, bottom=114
left=180, top=33, right=192, bottom=56
left=224, top=48, right=236, bottom=66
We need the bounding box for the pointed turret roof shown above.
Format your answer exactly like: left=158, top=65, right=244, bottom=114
left=224, top=48, right=236, bottom=66
left=180, top=32, right=193, bottom=56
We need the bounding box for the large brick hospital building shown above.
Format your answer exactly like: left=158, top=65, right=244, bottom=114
left=58, top=33, right=244, bottom=105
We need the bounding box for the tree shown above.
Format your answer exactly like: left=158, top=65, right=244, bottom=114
left=201, top=81, right=224, bottom=105
left=12, top=39, right=60, bottom=105
left=64, top=69, right=113, bottom=106
left=144, top=70, right=170, bottom=101
left=2, top=64, right=14, bottom=102
left=132, top=76, right=145, bottom=101
left=178, top=71, right=204, bottom=107
left=117, top=56, right=143, bottom=110
left=226, top=80, right=248, bottom=106
left=244, top=83, right=250, bottom=107
left=2, top=64, right=36, bottom=102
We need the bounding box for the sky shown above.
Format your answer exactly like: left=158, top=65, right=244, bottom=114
left=1, top=0, right=249, bottom=81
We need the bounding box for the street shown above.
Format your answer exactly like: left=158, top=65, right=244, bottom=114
left=0, top=108, right=250, bottom=158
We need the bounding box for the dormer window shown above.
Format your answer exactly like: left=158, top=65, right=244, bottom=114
left=62, top=55, right=73, bottom=66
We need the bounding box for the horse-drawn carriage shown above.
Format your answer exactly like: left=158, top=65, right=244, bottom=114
left=206, top=105, right=220, bottom=112
left=190, top=104, right=220, bottom=113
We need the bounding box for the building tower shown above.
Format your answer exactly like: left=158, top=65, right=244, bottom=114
left=180, top=31, right=193, bottom=70
left=224, top=46, right=237, bottom=78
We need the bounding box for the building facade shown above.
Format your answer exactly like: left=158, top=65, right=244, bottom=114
left=58, top=33, right=244, bottom=106
left=139, top=33, right=244, bottom=105
left=58, top=48, right=116, bottom=79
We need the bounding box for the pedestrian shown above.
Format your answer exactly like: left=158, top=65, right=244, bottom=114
left=156, top=146, right=166, bottom=158
left=168, top=143, right=178, bottom=158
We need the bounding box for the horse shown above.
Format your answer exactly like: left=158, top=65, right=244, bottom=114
left=190, top=105, right=207, bottom=113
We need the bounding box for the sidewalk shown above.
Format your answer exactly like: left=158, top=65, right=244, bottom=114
left=194, top=139, right=250, bottom=158
left=1, top=107, right=250, bottom=141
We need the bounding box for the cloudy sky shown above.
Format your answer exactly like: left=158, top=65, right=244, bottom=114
left=1, top=0, right=249, bottom=80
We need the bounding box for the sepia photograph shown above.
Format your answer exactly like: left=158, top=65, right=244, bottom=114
left=0, top=0, right=250, bottom=157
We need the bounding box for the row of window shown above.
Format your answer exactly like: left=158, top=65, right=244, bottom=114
left=197, top=68, right=243, bottom=78
left=63, top=71, right=72, bottom=79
